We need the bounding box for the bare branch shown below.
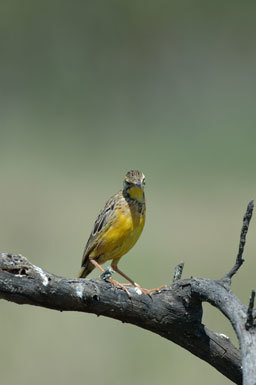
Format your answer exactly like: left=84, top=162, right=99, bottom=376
left=222, top=200, right=254, bottom=281
left=173, top=261, right=184, bottom=282
left=191, top=278, right=256, bottom=385
left=0, top=253, right=241, bottom=385
left=245, top=290, right=256, bottom=331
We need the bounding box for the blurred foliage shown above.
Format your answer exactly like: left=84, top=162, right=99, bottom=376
left=1, top=1, right=256, bottom=384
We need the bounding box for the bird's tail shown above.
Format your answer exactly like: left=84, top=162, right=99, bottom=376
left=78, top=261, right=95, bottom=278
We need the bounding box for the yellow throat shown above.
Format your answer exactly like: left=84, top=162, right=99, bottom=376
left=128, top=186, right=144, bottom=202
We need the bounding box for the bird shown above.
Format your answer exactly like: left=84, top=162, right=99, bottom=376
left=78, top=170, right=149, bottom=295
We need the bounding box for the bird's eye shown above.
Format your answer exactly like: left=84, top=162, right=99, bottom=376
left=125, top=181, right=132, bottom=188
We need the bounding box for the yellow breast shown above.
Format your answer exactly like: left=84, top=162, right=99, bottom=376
left=92, top=202, right=145, bottom=262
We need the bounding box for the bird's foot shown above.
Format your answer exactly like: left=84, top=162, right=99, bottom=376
left=115, top=282, right=151, bottom=296
left=133, top=283, right=167, bottom=296
left=133, top=283, right=152, bottom=296
left=148, top=284, right=167, bottom=293
left=109, top=277, right=131, bottom=297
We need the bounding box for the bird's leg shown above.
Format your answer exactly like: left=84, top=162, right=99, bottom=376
left=90, top=259, right=131, bottom=297
left=111, top=262, right=153, bottom=296
left=89, top=259, right=104, bottom=273
left=100, top=266, right=114, bottom=281
left=111, top=262, right=136, bottom=285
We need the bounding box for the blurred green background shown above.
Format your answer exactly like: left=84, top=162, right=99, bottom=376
left=1, top=1, right=256, bottom=384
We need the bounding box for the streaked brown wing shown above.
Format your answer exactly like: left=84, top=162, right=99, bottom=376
left=81, top=193, right=118, bottom=267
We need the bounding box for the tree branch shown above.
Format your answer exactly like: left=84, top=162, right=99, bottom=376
left=0, top=253, right=241, bottom=384
left=245, top=290, right=255, bottom=331
left=222, top=200, right=254, bottom=282
left=173, top=261, right=184, bottom=282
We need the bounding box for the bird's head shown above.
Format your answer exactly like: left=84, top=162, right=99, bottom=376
left=123, top=170, right=145, bottom=202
